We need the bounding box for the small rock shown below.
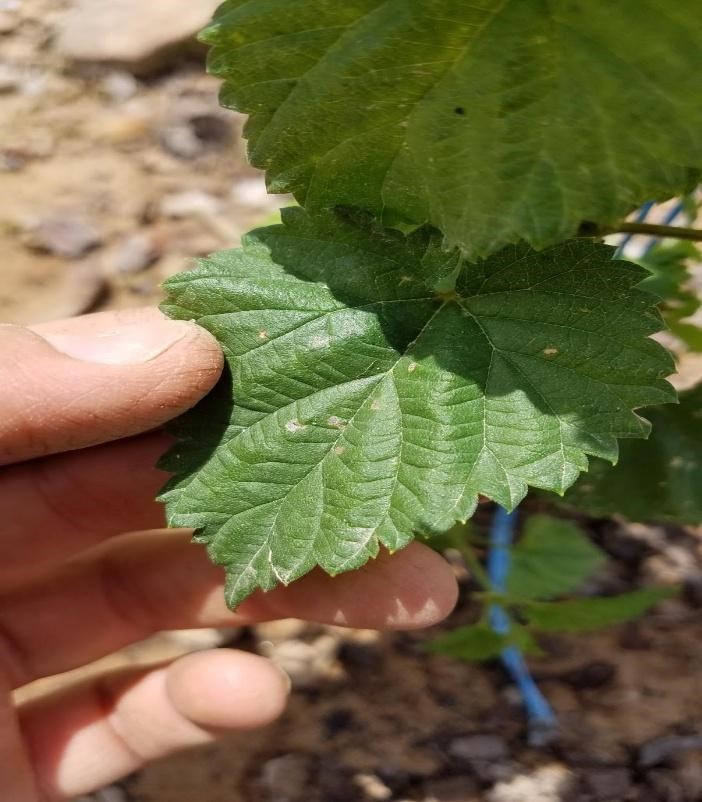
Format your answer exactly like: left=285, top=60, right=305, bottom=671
left=108, top=232, right=159, bottom=274
left=260, top=754, right=311, bottom=802
left=646, top=770, right=686, bottom=802
left=159, top=190, right=221, bottom=220
left=160, top=111, right=232, bottom=159
left=25, top=214, right=102, bottom=259
left=683, top=575, right=702, bottom=608
left=638, top=735, right=702, bottom=768
left=584, top=767, right=632, bottom=801
left=100, top=71, right=138, bottom=102
left=0, top=9, right=20, bottom=34
left=57, top=0, right=221, bottom=75
left=449, top=734, right=510, bottom=763
left=423, top=776, right=480, bottom=802
left=562, top=661, right=616, bottom=690
left=258, top=633, right=341, bottom=689
left=354, top=772, right=393, bottom=801
left=488, top=764, right=574, bottom=802
left=448, top=734, right=512, bottom=781
left=0, top=62, right=22, bottom=93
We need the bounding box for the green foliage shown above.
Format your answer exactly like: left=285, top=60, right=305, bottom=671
left=525, top=588, right=677, bottom=633
left=428, top=622, right=539, bottom=662
left=636, top=241, right=702, bottom=352
left=429, top=515, right=674, bottom=661
left=203, top=0, right=702, bottom=260
left=160, top=209, right=673, bottom=606
left=507, top=515, right=604, bottom=601
left=563, top=384, right=702, bottom=524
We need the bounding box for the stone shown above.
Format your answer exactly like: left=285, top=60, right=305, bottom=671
left=354, top=773, right=393, bottom=801
left=100, top=71, right=139, bottom=103
left=584, top=767, right=633, bottom=801
left=488, top=764, right=574, bottom=802
left=56, top=0, right=221, bottom=75
left=107, top=232, right=159, bottom=274
left=159, top=190, right=221, bottom=220
left=423, top=776, right=480, bottom=802
left=638, top=735, right=702, bottom=768
left=260, top=754, right=311, bottom=802
left=25, top=213, right=102, bottom=259
left=562, top=661, right=616, bottom=690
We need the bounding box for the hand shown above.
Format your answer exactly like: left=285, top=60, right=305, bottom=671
left=0, top=308, right=458, bottom=801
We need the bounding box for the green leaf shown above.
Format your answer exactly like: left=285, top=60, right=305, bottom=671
left=563, top=384, right=702, bottom=524
left=636, top=241, right=702, bottom=353
left=526, top=587, right=677, bottom=633
left=203, top=0, right=702, bottom=260
left=507, top=515, right=605, bottom=601
left=428, top=622, right=539, bottom=661
left=159, top=208, right=673, bottom=607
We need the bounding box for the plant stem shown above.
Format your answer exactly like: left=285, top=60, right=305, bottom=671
left=488, top=506, right=559, bottom=745
left=607, top=221, right=702, bottom=242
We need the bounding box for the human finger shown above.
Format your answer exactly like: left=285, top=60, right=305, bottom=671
left=18, top=649, right=289, bottom=800
left=0, top=307, right=222, bottom=466
left=0, top=535, right=457, bottom=687
left=0, top=433, right=172, bottom=589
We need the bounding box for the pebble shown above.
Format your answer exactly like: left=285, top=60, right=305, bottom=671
left=488, top=764, right=574, bottom=802
left=0, top=8, right=19, bottom=34
left=584, top=767, right=632, bottom=801
left=258, top=633, right=341, bottom=689
left=159, top=189, right=221, bottom=220
left=260, top=754, right=311, bottom=802
left=56, top=0, right=221, bottom=75
left=562, top=661, right=616, bottom=690
left=638, top=734, right=702, bottom=768
left=25, top=213, right=102, bottom=258
left=423, top=776, right=480, bottom=802
left=100, top=70, right=138, bottom=102
left=354, top=772, right=393, bottom=801
left=108, top=232, right=159, bottom=274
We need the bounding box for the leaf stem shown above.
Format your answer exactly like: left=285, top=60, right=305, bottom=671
left=607, top=221, right=702, bottom=242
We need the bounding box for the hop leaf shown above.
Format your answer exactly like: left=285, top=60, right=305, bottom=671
left=159, top=209, right=673, bottom=606
left=563, top=383, right=702, bottom=523
left=203, top=0, right=702, bottom=260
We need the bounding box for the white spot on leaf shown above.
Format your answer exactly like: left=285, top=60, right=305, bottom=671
left=258, top=330, right=268, bottom=340
left=407, top=362, right=418, bottom=372
left=285, top=419, right=305, bottom=433
left=370, top=400, right=382, bottom=411
left=327, top=416, right=346, bottom=428
left=309, top=333, right=331, bottom=350
left=543, top=347, right=559, bottom=357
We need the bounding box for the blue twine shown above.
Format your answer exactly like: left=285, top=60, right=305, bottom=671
left=488, top=506, right=558, bottom=745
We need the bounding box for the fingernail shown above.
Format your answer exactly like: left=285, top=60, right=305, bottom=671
left=42, top=317, right=194, bottom=365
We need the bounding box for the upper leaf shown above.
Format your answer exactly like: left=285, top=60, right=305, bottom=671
left=203, top=0, right=702, bottom=260
left=562, top=383, right=702, bottom=524
left=159, top=208, right=673, bottom=606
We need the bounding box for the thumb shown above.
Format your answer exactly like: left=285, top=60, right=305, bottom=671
left=0, top=308, right=223, bottom=465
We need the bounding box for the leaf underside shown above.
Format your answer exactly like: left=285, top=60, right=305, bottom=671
left=159, top=208, right=673, bottom=607
left=563, top=384, right=702, bottom=524
left=203, top=0, right=702, bottom=260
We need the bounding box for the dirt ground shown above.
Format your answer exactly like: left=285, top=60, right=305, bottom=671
left=2, top=3, right=702, bottom=801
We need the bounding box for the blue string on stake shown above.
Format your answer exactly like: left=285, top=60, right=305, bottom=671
left=614, top=200, right=654, bottom=257
left=487, top=506, right=558, bottom=745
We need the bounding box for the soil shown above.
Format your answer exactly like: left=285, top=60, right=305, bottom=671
left=2, top=4, right=702, bottom=802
